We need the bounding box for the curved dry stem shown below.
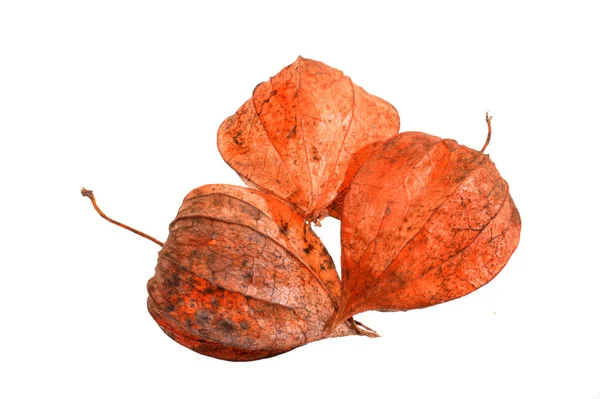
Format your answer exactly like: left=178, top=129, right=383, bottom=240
left=481, top=112, right=493, bottom=153
left=81, top=187, right=163, bottom=247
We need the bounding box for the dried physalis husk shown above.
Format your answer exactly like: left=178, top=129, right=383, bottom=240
left=217, top=56, right=399, bottom=223
left=147, top=184, right=375, bottom=361
left=332, top=128, right=521, bottom=326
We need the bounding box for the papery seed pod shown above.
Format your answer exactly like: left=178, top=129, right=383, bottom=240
left=332, top=117, right=521, bottom=325
left=81, top=185, right=375, bottom=362
left=217, top=56, right=400, bottom=223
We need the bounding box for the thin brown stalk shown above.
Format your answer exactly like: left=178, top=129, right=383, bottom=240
left=481, top=111, right=493, bottom=153
left=81, top=187, right=163, bottom=247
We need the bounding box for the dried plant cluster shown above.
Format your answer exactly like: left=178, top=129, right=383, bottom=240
left=83, top=57, right=521, bottom=361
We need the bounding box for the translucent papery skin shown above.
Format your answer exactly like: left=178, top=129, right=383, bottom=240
left=217, top=56, right=399, bottom=221
left=147, top=184, right=358, bottom=361
left=334, top=132, right=521, bottom=324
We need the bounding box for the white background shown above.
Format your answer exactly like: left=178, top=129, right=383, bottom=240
left=1, top=1, right=599, bottom=398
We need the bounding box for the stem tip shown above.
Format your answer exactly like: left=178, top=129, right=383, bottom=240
left=81, top=187, right=93, bottom=198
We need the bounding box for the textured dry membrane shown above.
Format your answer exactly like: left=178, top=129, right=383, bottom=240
left=147, top=184, right=363, bottom=361
left=217, top=56, right=400, bottom=222
left=333, top=132, right=521, bottom=325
